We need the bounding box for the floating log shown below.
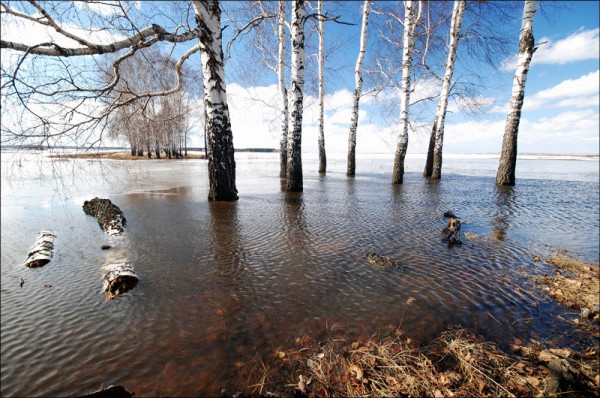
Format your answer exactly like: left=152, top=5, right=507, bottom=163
left=442, top=217, right=462, bottom=246
left=77, top=385, right=133, bottom=398
left=83, top=197, right=126, bottom=236
left=102, top=262, right=139, bottom=300
left=24, top=231, right=55, bottom=268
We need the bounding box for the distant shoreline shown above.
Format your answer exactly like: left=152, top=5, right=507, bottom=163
left=48, top=151, right=207, bottom=160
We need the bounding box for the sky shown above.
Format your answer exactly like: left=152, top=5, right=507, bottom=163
left=1, top=0, right=599, bottom=155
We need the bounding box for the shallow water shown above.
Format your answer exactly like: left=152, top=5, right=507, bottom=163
left=1, top=151, right=598, bottom=397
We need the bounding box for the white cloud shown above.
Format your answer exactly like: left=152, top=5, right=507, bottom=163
left=534, top=28, right=600, bottom=65
left=501, top=28, right=599, bottom=71
left=524, top=69, right=599, bottom=110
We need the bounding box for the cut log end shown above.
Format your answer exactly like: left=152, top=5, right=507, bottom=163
left=103, top=263, right=139, bottom=300
left=24, top=231, right=55, bottom=268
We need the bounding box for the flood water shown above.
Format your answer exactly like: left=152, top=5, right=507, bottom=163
left=1, top=151, right=599, bottom=397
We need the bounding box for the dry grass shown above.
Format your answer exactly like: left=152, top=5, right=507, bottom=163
left=534, top=256, right=599, bottom=324
left=48, top=151, right=206, bottom=160
left=235, top=327, right=583, bottom=398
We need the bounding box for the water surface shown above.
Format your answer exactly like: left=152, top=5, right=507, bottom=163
left=1, top=151, right=598, bottom=397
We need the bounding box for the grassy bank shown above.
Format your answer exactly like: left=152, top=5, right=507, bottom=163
left=230, top=255, right=598, bottom=398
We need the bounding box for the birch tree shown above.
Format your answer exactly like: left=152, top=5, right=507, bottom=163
left=391, top=0, right=422, bottom=184
left=1, top=0, right=237, bottom=200
left=345, top=0, right=371, bottom=177
left=317, top=0, right=327, bottom=174
left=286, top=0, right=306, bottom=192
left=278, top=0, right=290, bottom=178
left=496, top=0, right=536, bottom=186
left=423, top=0, right=466, bottom=180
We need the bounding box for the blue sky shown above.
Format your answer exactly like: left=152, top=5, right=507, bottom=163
left=1, top=1, right=598, bottom=155
left=221, top=1, right=599, bottom=155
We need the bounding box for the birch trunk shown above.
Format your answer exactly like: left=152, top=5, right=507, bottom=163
left=24, top=231, right=55, bottom=268
left=392, top=0, right=419, bottom=184
left=346, top=0, right=371, bottom=177
left=278, top=0, right=289, bottom=179
left=285, top=0, right=306, bottom=192
left=496, top=0, right=536, bottom=186
left=317, top=0, right=327, bottom=174
left=430, top=0, right=466, bottom=180
left=193, top=0, right=238, bottom=200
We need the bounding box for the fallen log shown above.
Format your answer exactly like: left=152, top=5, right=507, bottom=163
left=442, top=217, right=462, bottom=246
left=102, top=262, right=139, bottom=300
left=83, top=197, right=126, bottom=236
left=83, top=197, right=139, bottom=300
left=24, top=231, right=55, bottom=268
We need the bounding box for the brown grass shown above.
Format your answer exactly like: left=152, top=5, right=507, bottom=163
left=49, top=151, right=206, bottom=160
left=236, top=327, right=578, bottom=398
left=533, top=256, right=599, bottom=324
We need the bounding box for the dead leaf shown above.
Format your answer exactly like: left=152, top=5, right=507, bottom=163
left=478, top=381, right=486, bottom=394
left=276, top=350, right=286, bottom=359
left=349, top=364, right=363, bottom=380
left=406, top=297, right=416, bottom=305
left=317, top=352, right=325, bottom=359
left=434, top=389, right=444, bottom=398
left=538, top=350, right=557, bottom=362
left=526, top=376, right=540, bottom=387
left=351, top=341, right=360, bottom=350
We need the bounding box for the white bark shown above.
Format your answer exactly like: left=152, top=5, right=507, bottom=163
left=430, top=0, right=466, bottom=180
left=193, top=0, right=238, bottom=200
left=317, top=0, right=327, bottom=174
left=497, top=0, right=536, bottom=186
left=346, top=0, right=371, bottom=177
left=392, top=0, right=421, bottom=184
left=285, top=0, right=306, bottom=192
left=24, top=231, right=55, bottom=268
left=278, top=0, right=289, bottom=178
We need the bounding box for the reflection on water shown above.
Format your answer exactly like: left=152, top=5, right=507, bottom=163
left=1, top=152, right=599, bottom=397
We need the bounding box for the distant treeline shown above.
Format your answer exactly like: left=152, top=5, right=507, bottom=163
left=1, top=145, right=276, bottom=153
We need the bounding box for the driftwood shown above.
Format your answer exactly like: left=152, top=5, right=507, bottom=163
left=24, top=231, right=55, bottom=267
left=102, top=262, right=139, bottom=300
left=83, top=197, right=138, bottom=300
left=442, top=217, right=462, bottom=246
left=77, top=385, right=133, bottom=398
left=83, top=197, right=126, bottom=236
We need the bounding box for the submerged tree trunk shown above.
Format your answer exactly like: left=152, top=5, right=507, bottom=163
left=346, top=0, right=371, bottom=177
left=194, top=0, right=238, bottom=200
left=317, top=0, right=327, bottom=174
left=497, top=0, right=536, bottom=186
left=430, top=0, right=466, bottom=180
left=278, top=0, right=289, bottom=179
left=285, top=0, right=306, bottom=192
left=392, top=0, right=420, bottom=184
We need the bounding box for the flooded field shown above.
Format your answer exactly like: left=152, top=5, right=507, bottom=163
left=1, top=151, right=598, bottom=397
